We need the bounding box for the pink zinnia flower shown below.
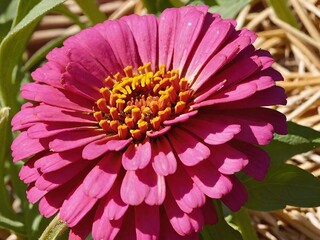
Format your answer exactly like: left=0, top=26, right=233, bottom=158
left=11, top=5, right=287, bottom=239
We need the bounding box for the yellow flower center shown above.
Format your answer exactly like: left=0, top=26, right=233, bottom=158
left=93, top=63, right=192, bottom=140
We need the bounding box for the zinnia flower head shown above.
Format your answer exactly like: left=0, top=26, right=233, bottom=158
left=12, top=5, right=287, bottom=239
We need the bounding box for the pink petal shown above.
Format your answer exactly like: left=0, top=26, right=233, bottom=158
left=208, top=144, right=248, bottom=175
left=186, top=19, right=233, bottom=79
left=201, top=198, right=218, bottom=225
left=240, top=68, right=279, bottom=91
left=34, top=105, right=96, bottom=124
left=147, top=126, right=171, bottom=138
left=163, top=110, right=198, bottom=125
left=82, top=136, right=132, bottom=160
left=180, top=116, right=241, bottom=145
left=160, top=214, right=199, bottom=240
left=39, top=177, right=80, bottom=218
left=46, top=46, right=69, bottom=66
left=27, top=122, right=95, bottom=139
left=194, top=54, right=261, bottom=104
left=21, top=82, right=93, bottom=111
left=144, top=172, right=166, bottom=206
left=231, top=107, right=287, bottom=135
left=120, top=170, right=149, bottom=205
left=96, top=20, right=141, bottom=70
left=255, top=49, right=274, bottom=70
left=199, top=110, right=275, bottom=145
left=152, top=137, right=177, bottom=176
left=63, top=33, right=108, bottom=80
left=11, top=105, right=38, bottom=131
left=19, top=158, right=40, bottom=184
left=61, top=73, right=100, bottom=102
left=158, top=8, right=178, bottom=68
left=122, top=14, right=158, bottom=70
left=114, top=207, right=136, bottom=240
left=122, top=140, right=152, bottom=170
left=35, top=159, right=89, bottom=191
left=173, top=7, right=206, bottom=72
left=11, top=132, right=48, bottom=162
left=34, top=149, right=82, bottom=173
left=95, top=176, right=128, bottom=221
left=191, top=54, right=228, bottom=93
left=221, top=176, right=248, bottom=211
left=233, top=118, right=274, bottom=145
left=167, top=128, right=210, bottom=166
left=83, top=152, right=121, bottom=198
left=214, top=86, right=287, bottom=109
left=93, top=215, right=123, bottom=240
left=192, top=82, right=257, bottom=108
left=92, top=177, right=128, bottom=239
left=26, top=184, right=47, bottom=204
left=49, top=130, right=105, bottom=152
left=66, top=26, right=122, bottom=76
left=60, top=184, right=98, bottom=227
left=31, top=61, right=64, bottom=89
left=39, top=195, right=59, bottom=218
left=231, top=140, right=270, bottom=180
left=65, top=60, right=103, bottom=88
left=184, top=161, right=233, bottom=198
left=164, top=191, right=204, bottom=236
left=121, top=164, right=165, bottom=206
left=135, top=204, right=160, bottom=239
left=167, top=164, right=206, bottom=213
left=192, top=30, right=255, bottom=91
left=68, top=207, right=95, bottom=240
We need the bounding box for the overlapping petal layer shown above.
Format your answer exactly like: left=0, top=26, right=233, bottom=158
left=11, top=5, right=286, bottom=240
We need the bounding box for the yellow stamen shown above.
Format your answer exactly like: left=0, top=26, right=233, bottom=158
left=118, top=125, right=128, bottom=139
left=175, top=101, right=186, bottom=114
left=99, top=120, right=111, bottom=131
left=110, top=107, right=119, bottom=120
left=95, top=63, right=192, bottom=141
left=124, top=66, right=133, bottom=77
left=110, top=120, right=120, bottom=132
left=94, top=111, right=103, bottom=122
left=97, top=98, right=109, bottom=113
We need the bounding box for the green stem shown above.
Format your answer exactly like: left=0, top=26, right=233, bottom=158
left=39, top=216, right=68, bottom=240
left=74, top=0, right=106, bottom=25
left=232, top=208, right=259, bottom=240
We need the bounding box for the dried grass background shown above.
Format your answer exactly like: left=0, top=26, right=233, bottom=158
left=5, top=0, right=320, bottom=239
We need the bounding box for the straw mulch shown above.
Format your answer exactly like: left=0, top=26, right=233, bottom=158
left=3, top=0, right=320, bottom=239
left=236, top=0, right=320, bottom=239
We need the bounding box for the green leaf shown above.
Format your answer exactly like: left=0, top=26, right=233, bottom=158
left=267, top=0, right=299, bottom=28
left=200, top=201, right=243, bottom=240
left=263, top=121, right=320, bottom=163
left=188, top=0, right=217, bottom=6
left=141, top=0, right=158, bottom=14
left=189, top=0, right=251, bottom=18
left=243, top=163, right=320, bottom=211
left=168, top=0, right=186, bottom=7
left=74, top=0, right=106, bottom=25
left=0, top=0, right=66, bottom=112
left=209, top=0, right=251, bottom=18
left=0, top=0, right=18, bottom=41
left=12, top=0, right=41, bottom=27
left=0, top=0, right=18, bottom=23
left=0, top=107, right=25, bottom=235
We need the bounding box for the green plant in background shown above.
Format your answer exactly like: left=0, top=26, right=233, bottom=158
left=0, top=0, right=318, bottom=239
